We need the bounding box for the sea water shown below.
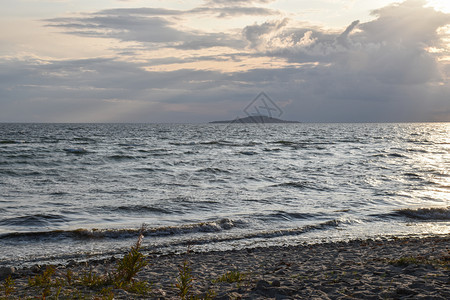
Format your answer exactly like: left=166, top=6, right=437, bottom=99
left=0, top=123, right=448, bottom=266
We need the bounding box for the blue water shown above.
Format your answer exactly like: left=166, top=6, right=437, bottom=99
left=0, top=123, right=449, bottom=266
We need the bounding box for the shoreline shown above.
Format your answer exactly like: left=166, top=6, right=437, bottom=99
left=1, top=235, right=449, bottom=299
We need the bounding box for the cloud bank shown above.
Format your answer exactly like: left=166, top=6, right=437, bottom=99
left=0, top=0, right=449, bottom=122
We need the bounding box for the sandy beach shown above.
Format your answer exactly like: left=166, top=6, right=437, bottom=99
left=1, top=235, right=448, bottom=299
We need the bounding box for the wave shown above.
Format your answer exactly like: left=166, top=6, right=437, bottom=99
left=199, top=141, right=228, bottom=145
left=137, top=148, right=171, bottom=156
left=63, top=148, right=88, bottom=154
left=196, top=167, right=231, bottom=174
left=272, top=140, right=295, bottom=145
left=0, top=219, right=243, bottom=241
left=256, top=211, right=320, bottom=222
left=0, top=169, right=44, bottom=177
left=0, top=140, right=23, bottom=144
left=393, top=207, right=450, bottom=220
left=272, top=181, right=330, bottom=191
left=263, top=148, right=281, bottom=152
left=403, top=172, right=421, bottom=178
left=133, top=167, right=166, bottom=173
left=4, top=153, right=36, bottom=160
left=406, top=148, right=429, bottom=153
left=107, top=154, right=137, bottom=160
left=118, top=143, right=145, bottom=147
left=107, top=205, right=172, bottom=215
left=388, top=153, right=408, bottom=158
left=239, top=151, right=257, bottom=156
left=169, top=141, right=197, bottom=146
left=0, top=214, right=69, bottom=227
left=151, top=219, right=345, bottom=248
left=170, top=140, right=261, bottom=147
left=372, top=152, right=409, bottom=158
left=73, top=137, right=97, bottom=144
left=269, top=140, right=335, bottom=150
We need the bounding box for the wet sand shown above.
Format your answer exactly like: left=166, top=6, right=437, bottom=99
left=2, top=235, right=449, bottom=299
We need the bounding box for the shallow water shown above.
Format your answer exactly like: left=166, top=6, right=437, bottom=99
left=0, top=123, right=449, bottom=266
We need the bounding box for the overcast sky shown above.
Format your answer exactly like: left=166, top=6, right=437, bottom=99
left=1, top=0, right=449, bottom=122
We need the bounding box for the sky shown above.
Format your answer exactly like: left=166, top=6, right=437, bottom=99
left=0, top=0, right=449, bottom=123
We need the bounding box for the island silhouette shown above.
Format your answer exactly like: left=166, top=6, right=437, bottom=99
left=210, top=115, right=300, bottom=124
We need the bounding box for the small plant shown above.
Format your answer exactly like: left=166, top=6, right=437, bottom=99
left=28, top=266, right=56, bottom=287
left=96, top=287, right=115, bottom=300
left=2, top=275, right=15, bottom=298
left=28, top=266, right=57, bottom=299
left=205, top=289, right=217, bottom=299
left=115, top=225, right=148, bottom=284
left=388, top=256, right=432, bottom=267
left=124, top=280, right=151, bottom=295
left=389, top=255, right=450, bottom=270
left=213, top=270, right=246, bottom=285
left=175, top=256, right=193, bottom=300
left=55, top=286, right=62, bottom=299
left=64, top=269, right=74, bottom=286
left=80, top=268, right=106, bottom=288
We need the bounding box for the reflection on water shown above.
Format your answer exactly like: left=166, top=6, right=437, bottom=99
left=0, top=122, right=448, bottom=266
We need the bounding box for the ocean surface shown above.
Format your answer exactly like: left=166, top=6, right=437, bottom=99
left=0, top=123, right=449, bottom=267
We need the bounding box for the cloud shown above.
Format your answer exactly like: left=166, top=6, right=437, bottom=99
left=45, top=5, right=279, bottom=49
left=1, top=0, right=450, bottom=122
left=192, top=6, right=278, bottom=18
left=336, top=20, right=359, bottom=47
left=46, top=14, right=190, bottom=43
left=207, top=0, right=276, bottom=5
left=243, top=1, right=449, bottom=86
left=243, top=18, right=290, bottom=50
left=360, top=0, right=450, bottom=52
left=96, top=7, right=182, bottom=16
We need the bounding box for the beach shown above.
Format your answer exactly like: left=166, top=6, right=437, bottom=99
left=2, top=235, right=448, bottom=299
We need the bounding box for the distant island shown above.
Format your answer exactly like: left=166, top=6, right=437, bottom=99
left=210, top=115, right=300, bottom=124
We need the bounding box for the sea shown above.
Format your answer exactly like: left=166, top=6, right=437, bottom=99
left=0, top=123, right=449, bottom=267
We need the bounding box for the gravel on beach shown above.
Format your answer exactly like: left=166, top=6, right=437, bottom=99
left=2, top=235, right=449, bottom=299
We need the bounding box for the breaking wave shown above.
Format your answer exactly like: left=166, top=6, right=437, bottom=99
left=158, top=219, right=345, bottom=248
left=393, top=207, right=450, bottom=221
left=0, top=218, right=243, bottom=241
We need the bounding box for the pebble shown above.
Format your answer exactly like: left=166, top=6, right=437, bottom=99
left=0, top=266, right=15, bottom=280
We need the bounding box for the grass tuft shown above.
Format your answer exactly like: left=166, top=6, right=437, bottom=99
left=175, top=253, right=194, bottom=300
left=64, top=269, right=74, bottom=286
left=388, top=255, right=449, bottom=270
left=20, top=224, right=152, bottom=298
left=213, top=270, right=246, bottom=285
left=97, top=287, right=114, bottom=300
left=28, top=266, right=55, bottom=287
left=2, top=275, right=15, bottom=298
left=80, top=268, right=106, bottom=288
left=115, top=224, right=148, bottom=284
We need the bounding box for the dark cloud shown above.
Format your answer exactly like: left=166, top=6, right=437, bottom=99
left=191, top=6, right=277, bottom=18
left=2, top=0, right=449, bottom=122
left=99, top=6, right=278, bottom=18
left=46, top=5, right=278, bottom=48
left=97, top=8, right=182, bottom=16
left=47, top=15, right=190, bottom=43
